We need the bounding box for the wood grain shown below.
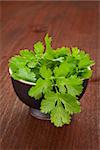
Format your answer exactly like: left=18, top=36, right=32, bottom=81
left=0, top=1, right=100, bottom=150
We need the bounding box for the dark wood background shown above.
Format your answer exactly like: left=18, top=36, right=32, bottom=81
left=0, top=1, right=100, bottom=150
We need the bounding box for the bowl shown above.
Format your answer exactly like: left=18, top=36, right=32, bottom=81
left=9, top=68, right=88, bottom=120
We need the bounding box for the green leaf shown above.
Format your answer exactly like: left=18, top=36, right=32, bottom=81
left=40, top=66, right=52, bottom=79
left=72, top=47, right=80, bottom=58
left=44, top=46, right=70, bottom=63
left=9, top=55, right=36, bottom=82
left=16, top=67, right=36, bottom=82
left=54, top=61, right=75, bottom=77
left=56, top=78, right=67, bottom=94
left=60, top=93, right=81, bottom=114
left=28, top=78, right=52, bottom=99
left=43, top=34, right=56, bottom=61
left=20, top=49, right=37, bottom=68
left=78, top=68, right=92, bottom=79
left=72, top=48, right=95, bottom=68
left=41, top=91, right=80, bottom=127
left=20, top=49, right=35, bottom=60
left=40, top=91, right=80, bottom=126
left=32, top=67, right=40, bottom=79
left=40, top=92, right=57, bottom=113
left=27, top=61, right=37, bottom=68
left=50, top=101, right=71, bottom=127
left=9, top=56, right=28, bottom=72
left=78, top=53, right=95, bottom=68
left=34, top=41, right=44, bottom=59
left=45, top=34, right=52, bottom=51
left=9, top=56, right=27, bottom=67
left=9, top=61, right=18, bottom=73
left=55, top=47, right=71, bottom=57
left=66, top=55, right=76, bottom=64
left=65, top=75, right=83, bottom=96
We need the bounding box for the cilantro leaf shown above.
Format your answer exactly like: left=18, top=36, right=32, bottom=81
left=16, top=67, right=36, bottom=82
left=60, top=93, right=81, bottom=114
left=11, top=67, right=36, bottom=82
left=78, top=53, right=95, bottom=69
left=29, top=65, right=53, bottom=99
left=27, top=61, right=37, bottom=68
left=44, top=34, right=56, bottom=60
left=41, top=92, right=80, bottom=127
left=45, top=33, right=52, bottom=51
left=9, top=55, right=28, bottom=73
left=65, top=75, right=83, bottom=96
left=40, top=66, right=52, bottom=79
left=9, top=56, right=27, bottom=68
left=72, top=47, right=80, bottom=58
left=19, top=49, right=38, bottom=68
left=34, top=41, right=44, bottom=59
left=50, top=101, right=71, bottom=127
left=44, top=35, right=70, bottom=63
left=56, top=77, right=67, bottom=94
left=55, top=47, right=71, bottom=57
left=78, top=68, right=92, bottom=79
left=41, top=92, right=71, bottom=127
left=40, top=91, right=57, bottom=113
left=9, top=50, right=38, bottom=74
left=9, top=53, right=37, bottom=82
left=54, top=61, right=75, bottom=77
left=20, top=49, right=35, bottom=60
left=10, top=66, right=36, bottom=82
left=28, top=78, right=52, bottom=99
left=72, top=48, right=95, bottom=68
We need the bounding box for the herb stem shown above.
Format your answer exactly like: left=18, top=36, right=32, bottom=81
left=55, top=86, right=58, bottom=93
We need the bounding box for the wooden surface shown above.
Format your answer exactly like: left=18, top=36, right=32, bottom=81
left=0, top=1, right=100, bottom=150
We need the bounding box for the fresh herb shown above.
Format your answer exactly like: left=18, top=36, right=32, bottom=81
left=9, top=34, right=95, bottom=127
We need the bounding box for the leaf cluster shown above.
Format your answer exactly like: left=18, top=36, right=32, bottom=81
left=9, top=34, right=95, bottom=127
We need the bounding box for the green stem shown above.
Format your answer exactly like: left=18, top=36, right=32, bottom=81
left=55, top=86, right=59, bottom=93
left=50, top=76, right=65, bottom=80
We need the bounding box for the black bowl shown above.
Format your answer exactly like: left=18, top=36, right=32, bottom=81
left=11, top=77, right=42, bottom=109
left=10, top=73, right=88, bottom=120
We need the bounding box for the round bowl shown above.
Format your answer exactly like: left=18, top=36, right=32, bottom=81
left=9, top=68, right=88, bottom=120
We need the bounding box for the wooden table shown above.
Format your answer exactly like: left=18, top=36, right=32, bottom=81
left=0, top=1, right=99, bottom=150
